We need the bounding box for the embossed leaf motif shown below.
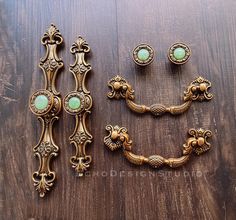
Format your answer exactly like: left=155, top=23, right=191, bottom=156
left=41, top=24, right=63, bottom=45
left=75, top=158, right=90, bottom=175
left=79, top=64, right=88, bottom=72
left=107, top=75, right=128, bottom=99
left=43, top=59, right=58, bottom=71
left=70, top=156, right=92, bottom=176
left=75, top=36, right=90, bottom=52
left=71, top=36, right=90, bottom=54
left=104, top=137, right=123, bottom=151
left=184, top=76, right=213, bottom=102
left=48, top=25, right=57, bottom=37
left=37, top=141, right=54, bottom=157
left=104, top=125, right=213, bottom=169
left=108, top=75, right=213, bottom=116
left=64, top=37, right=93, bottom=175
left=30, top=24, right=63, bottom=198
left=188, top=128, right=212, bottom=155
left=104, top=125, right=130, bottom=151
left=73, top=131, right=88, bottom=144
left=72, top=64, right=89, bottom=74
left=34, top=173, right=54, bottom=197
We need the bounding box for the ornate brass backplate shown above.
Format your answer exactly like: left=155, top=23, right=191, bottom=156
left=104, top=125, right=212, bottom=168
left=107, top=75, right=213, bottom=116
left=29, top=24, right=63, bottom=197
left=63, top=36, right=93, bottom=176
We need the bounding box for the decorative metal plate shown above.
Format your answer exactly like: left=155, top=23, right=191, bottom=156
left=63, top=36, right=93, bottom=176
left=29, top=24, right=63, bottom=197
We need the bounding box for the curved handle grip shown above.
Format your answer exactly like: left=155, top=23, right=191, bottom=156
left=63, top=36, right=93, bottom=176
left=104, top=125, right=212, bottom=169
left=107, top=75, right=213, bottom=116
left=29, top=24, right=63, bottom=197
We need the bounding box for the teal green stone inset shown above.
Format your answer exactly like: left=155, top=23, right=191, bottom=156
left=34, top=95, right=49, bottom=110
left=137, top=49, right=150, bottom=61
left=173, top=47, right=186, bottom=60
left=68, top=97, right=81, bottom=110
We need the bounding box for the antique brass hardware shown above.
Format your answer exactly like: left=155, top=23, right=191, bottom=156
left=132, top=44, right=155, bottom=66
left=168, top=42, right=191, bottom=65
left=107, top=75, right=213, bottom=116
left=63, top=36, right=93, bottom=176
left=29, top=24, right=63, bottom=197
left=104, top=125, right=212, bottom=168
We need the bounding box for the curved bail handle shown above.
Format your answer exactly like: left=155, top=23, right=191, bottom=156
left=104, top=125, right=212, bottom=169
left=107, top=75, right=213, bottom=116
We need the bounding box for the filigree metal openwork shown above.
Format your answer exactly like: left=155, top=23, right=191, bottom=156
left=104, top=125, right=212, bottom=168
left=107, top=75, right=213, bottom=116
left=63, top=36, right=93, bottom=176
left=29, top=24, right=63, bottom=197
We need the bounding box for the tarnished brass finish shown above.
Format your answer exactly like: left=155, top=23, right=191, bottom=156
left=104, top=125, right=212, bottom=168
left=132, top=44, right=154, bottom=66
left=63, top=36, right=93, bottom=176
left=107, top=75, right=213, bottom=116
left=29, top=24, right=63, bottom=197
left=168, top=42, right=191, bottom=65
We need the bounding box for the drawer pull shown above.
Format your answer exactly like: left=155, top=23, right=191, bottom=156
left=104, top=125, right=212, bottom=169
left=29, top=24, right=63, bottom=197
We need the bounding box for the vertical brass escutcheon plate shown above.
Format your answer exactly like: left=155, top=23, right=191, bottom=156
left=63, top=36, right=93, bottom=176
left=29, top=24, right=63, bottom=197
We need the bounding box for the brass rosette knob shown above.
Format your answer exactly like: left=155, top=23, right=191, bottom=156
left=132, top=44, right=155, bottom=66
left=168, top=42, right=191, bottom=65
left=29, top=24, right=63, bottom=197
left=107, top=75, right=213, bottom=116
left=104, top=125, right=212, bottom=169
left=63, top=36, right=93, bottom=176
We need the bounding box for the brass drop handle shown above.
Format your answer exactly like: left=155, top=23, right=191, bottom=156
left=107, top=75, right=213, bottom=116
left=29, top=24, right=63, bottom=197
left=63, top=36, right=93, bottom=176
left=104, top=125, right=212, bottom=168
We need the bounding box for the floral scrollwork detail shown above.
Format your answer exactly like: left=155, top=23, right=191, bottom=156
left=107, top=75, right=134, bottom=100
left=29, top=24, right=63, bottom=197
left=187, top=128, right=212, bottom=155
left=70, top=36, right=90, bottom=54
left=104, top=125, right=213, bottom=169
left=35, top=141, right=56, bottom=157
left=63, top=36, right=93, bottom=176
left=107, top=75, right=213, bottom=116
left=72, top=131, right=89, bottom=145
left=41, top=23, right=63, bottom=45
left=42, top=58, right=59, bottom=72
left=70, top=156, right=92, bottom=176
left=104, top=125, right=132, bottom=151
left=184, top=76, right=213, bottom=101
left=32, top=172, right=55, bottom=198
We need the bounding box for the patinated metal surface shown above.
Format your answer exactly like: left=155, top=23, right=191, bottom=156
left=29, top=24, right=63, bottom=197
